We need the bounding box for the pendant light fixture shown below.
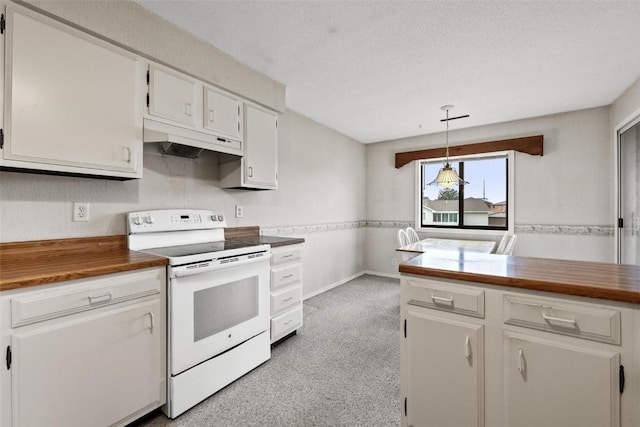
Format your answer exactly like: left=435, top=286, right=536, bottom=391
left=428, top=105, right=469, bottom=188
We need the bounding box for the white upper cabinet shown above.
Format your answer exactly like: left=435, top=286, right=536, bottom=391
left=219, top=102, right=278, bottom=190
left=204, top=86, right=243, bottom=141
left=244, top=103, right=278, bottom=189
left=144, top=63, right=244, bottom=157
left=148, top=65, right=199, bottom=128
left=2, top=5, right=144, bottom=179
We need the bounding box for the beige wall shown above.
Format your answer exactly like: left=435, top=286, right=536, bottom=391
left=612, top=77, right=640, bottom=129
left=365, top=107, right=614, bottom=276
left=0, top=1, right=366, bottom=298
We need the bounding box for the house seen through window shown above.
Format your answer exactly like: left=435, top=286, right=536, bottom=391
left=419, top=155, right=508, bottom=230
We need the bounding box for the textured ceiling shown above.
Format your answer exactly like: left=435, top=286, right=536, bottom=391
left=135, top=1, right=640, bottom=143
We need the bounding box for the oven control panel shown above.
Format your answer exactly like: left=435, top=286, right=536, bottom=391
left=171, top=213, right=202, bottom=224
left=127, top=209, right=227, bottom=234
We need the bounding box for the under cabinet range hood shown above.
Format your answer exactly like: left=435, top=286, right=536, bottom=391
left=143, top=119, right=243, bottom=159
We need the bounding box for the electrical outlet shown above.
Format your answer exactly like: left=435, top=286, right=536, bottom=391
left=392, top=258, right=398, bottom=266
left=235, top=205, right=244, bottom=218
left=73, top=202, right=89, bottom=222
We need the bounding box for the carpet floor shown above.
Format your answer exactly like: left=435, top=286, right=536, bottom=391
left=138, top=274, right=401, bottom=427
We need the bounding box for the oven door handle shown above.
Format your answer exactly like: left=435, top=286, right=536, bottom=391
left=171, top=253, right=271, bottom=278
left=172, top=262, right=218, bottom=278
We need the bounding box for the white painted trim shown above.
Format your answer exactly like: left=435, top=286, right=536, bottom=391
left=612, top=106, right=640, bottom=263
left=303, top=271, right=365, bottom=300
left=362, top=270, right=401, bottom=280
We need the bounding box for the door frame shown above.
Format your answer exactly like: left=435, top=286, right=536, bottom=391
left=613, top=107, right=640, bottom=263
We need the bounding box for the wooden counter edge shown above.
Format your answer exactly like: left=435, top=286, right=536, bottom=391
left=0, top=256, right=167, bottom=292
left=399, top=263, right=640, bottom=305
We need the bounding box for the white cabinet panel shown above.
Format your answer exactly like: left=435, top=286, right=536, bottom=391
left=204, top=86, right=242, bottom=140
left=269, top=244, right=303, bottom=343
left=271, top=306, right=303, bottom=343
left=244, top=103, right=278, bottom=189
left=3, top=6, right=143, bottom=178
left=405, top=308, right=484, bottom=427
left=11, top=298, right=164, bottom=427
left=504, top=332, right=620, bottom=427
left=148, top=65, right=198, bottom=127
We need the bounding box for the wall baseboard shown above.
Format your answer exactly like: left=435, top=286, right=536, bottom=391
left=303, top=270, right=400, bottom=301
left=303, top=271, right=365, bottom=300
left=363, top=270, right=400, bottom=280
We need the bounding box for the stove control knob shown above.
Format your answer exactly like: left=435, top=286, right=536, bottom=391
left=210, top=215, right=218, bottom=222
left=144, top=215, right=154, bottom=224
left=132, top=216, right=142, bottom=225
left=218, top=215, right=224, bottom=221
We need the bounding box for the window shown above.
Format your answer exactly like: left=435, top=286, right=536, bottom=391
left=418, top=154, right=509, bottom=230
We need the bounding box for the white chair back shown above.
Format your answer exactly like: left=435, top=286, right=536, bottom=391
left=405, top=227, right=420, bottom=244
left=398, top=229, right=410, bottom=247
left=503, top=234, right=517, bottom=255
left=495, top=232, right=509, bottom=254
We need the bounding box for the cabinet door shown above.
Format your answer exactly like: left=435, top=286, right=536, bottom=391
left=148, top=64, right=199, bottom=127
left=405, top=309, right=484, bottom=427
left=3, top=6, right=142, bottom=177
left=244, top=103, right=278, bottom=189
left=11, top=298, right=164, bottom=427
left=504, top=332, right=620, bottom=427
left=204, top=86, right=242, bottom=141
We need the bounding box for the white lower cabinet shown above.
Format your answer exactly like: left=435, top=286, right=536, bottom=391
left=401, top=276, right=636, bottom=427
left=0, top=267, right=166, bottom=427
left=504, top=332, right=619, bottom=427
left=270, top=244, right=303, bottom=343
left=405, top=308, right=484, bottom=427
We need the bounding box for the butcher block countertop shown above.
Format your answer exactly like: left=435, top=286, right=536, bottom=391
left=400, top=250, right=640, bottom=304
left=0, top=236, right=167, bottom=292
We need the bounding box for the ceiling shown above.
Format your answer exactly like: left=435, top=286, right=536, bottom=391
left=135, top=1, right=640, bottom=144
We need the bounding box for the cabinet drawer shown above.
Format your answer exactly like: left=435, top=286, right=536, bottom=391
left=271, top=246, right=302, bottom=265
left=11, top=268, right=163, bottom=328
left=405, top=278, right=485, bottom=318
left=503, top=294, right=621, bottom=345
left=271, top=286, right=302, bottom=316
left=271, top=305, right=303, bottom=342
left=271, top=264, right=301, bottom=290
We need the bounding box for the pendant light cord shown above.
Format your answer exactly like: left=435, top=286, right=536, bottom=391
left=445, top=108, right=450, bottom=162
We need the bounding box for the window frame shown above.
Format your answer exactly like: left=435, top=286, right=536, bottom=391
left=415, top=151, right=515, bottom=237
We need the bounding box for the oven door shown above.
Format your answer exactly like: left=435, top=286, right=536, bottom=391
left=169, top=257, right=270, bottom=375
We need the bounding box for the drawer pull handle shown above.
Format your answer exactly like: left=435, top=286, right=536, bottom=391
left=464, top=336, right=471, bottom=360
left=282, top=254, right=294, bottom=259
left=518, top=348, right=525, bottom=375
left=282, top=274, right=294, bottom=279
left=88, top=292, right=112, bottom=304
left=284, top=320, right=293, bottom=326
left=431, top=294, right=453, bottom=304
left=542, top=312, right=576, bottom=325
left=283, top=297, right=294, bottom=302
left=148, top=312, right=155, bottom=334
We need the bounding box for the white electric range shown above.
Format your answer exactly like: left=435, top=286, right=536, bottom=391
left=127, top=209, right=271, bottom=418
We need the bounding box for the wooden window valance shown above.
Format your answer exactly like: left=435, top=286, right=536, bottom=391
left=394, top=135, right=543, bottom=169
